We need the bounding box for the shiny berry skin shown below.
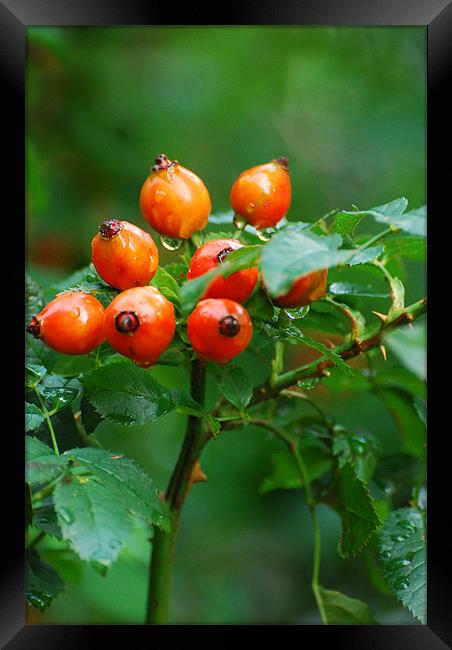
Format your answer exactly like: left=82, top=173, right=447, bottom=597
left=230, top=157, right=291, bottom=229
left=187, top=298, right=252, bottom=364
left=26, top=291, right=105, bottom=355
left=139, top=154, right=211, bottom=239
left=91, top=219, right=159, bottom=291
left=273, top=269, right=328, bottom=308
left=103, top=286, right=176, bottom=367
left=186, top=239, right=259, bottom=303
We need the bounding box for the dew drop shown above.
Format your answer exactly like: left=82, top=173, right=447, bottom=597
left=256, top=228, right=273, bottom=242
left=160, top=235, right=183, bottom=251
left=154, top=189, right=166, bottom=203
left=58, top=508, right=74, bottom=525
left=233, top=213, right=246, bottom=229
left=246, top=202, right=256, bottom=214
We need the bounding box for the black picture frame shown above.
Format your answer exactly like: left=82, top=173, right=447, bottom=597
left=4, top=0, right=450, bottom=646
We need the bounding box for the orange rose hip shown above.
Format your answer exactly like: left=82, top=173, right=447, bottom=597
left=91, top=219, right=159, bottom=291
left=26, top=291, right=105, bottom=355
left=140, top=154, right=211, bottom=239
left=230, top=157, right=291, bottom=230
left=273, top=269, right=328, bottom=308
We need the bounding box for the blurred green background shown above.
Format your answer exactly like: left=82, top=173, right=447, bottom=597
left=26, top=26, right=426, bottom=624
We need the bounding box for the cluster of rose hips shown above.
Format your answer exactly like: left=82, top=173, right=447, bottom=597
left=26, top=155, right=327, bottom=366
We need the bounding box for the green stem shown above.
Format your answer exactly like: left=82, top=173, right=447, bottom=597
left=249, top=298, right=426, bottom=405
left=270, top=341, right=284, bottom=386
left=146, top=359, right=207, bottom=624
left=36, top=390, right=59, bottom=455
left=250, top=419, right=327, bottom=623
left=358, top=226, right=394, bottom=252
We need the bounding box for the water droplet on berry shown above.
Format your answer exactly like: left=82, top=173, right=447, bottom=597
left=256, top=228, right=273, bottom=242
left=160, top=235, right=183, bottom=251
left=154, top=189, right=166, bottom=203
left=233, top=213, right=246, bottom=229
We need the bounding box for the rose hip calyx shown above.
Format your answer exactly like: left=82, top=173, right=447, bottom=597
left=218, top=315, right=240, bottom=337
left=99, top=219, right=123, bottom=239
left=115, top=311, right=140, bottom=334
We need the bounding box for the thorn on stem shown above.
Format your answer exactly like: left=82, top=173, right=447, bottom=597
left=190, top=460, right=208, bottom=484
left=378, top=344, right=387, bottom=361
left=372, top=310, right=387, bottom=324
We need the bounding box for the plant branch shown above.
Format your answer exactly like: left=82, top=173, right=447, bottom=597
left=146, top=358, right=208, bottom=624
left=250, top=297, right=426, bottom=406
left=35, top=390, right=59, bottom=455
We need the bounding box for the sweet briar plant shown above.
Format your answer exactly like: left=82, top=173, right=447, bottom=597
left=25, top=157, right=427, bottom=625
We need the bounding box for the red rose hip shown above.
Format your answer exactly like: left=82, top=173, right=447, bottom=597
left=103, top=286, right=176, bottom=367
left=187, top=298, right=252, bottom=364
left=186, top=239, right=259, bottom=303
left=273, top=269, right=328, bottom=308
left=26, top=291, right=105, bottom=355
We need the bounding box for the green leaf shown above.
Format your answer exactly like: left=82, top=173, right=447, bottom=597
left=384, top=320, right=426, bottom=381
left=330, top=211, right=366, bottom=237
left=26, top=436, right=66, bottom=487
left=348, top=245, right=384, bottom=265
left=33, top=500, right=62, bottom=539
left=180, top=245, right=262, bottom=314
left=319, top=587, right=376, bottom=624
left=151, top=266, right=181, bottom=306
left=80, top=394, right=103, bottom=434
left=384, top=236, right=426, bottom=261
left=36, top=375, right=82, bottom=414
left=371, top=197, right=409, bottom=217
left=172, top=389, right=221, bottom=437
left=53, top=475, right=134, bottom=566
left=374, top=454, right=420, bottom=509
left=329, top=282, right=389, bottom=298
left=26, top=436, right=55, bottom=461
left=374, top=205, right=426, bottom=237
left=332, top=428, right=378, bottom=482
left=262, top=230, right=349, bottom=297
left=335, top=463, right=382, bottom=557
left=260, top=440, right=332, bottom=494
left=155, top=338, right=188, bottom=367
left=332, top=199, right=426, bottom=238
left=214, top=365, right=252, bottom=411
left=26, top=549, right=64, bottom=611
left=387, top=276, right=405, bottom=322
left=81, top=361, right=174, bottom=426
left=46, top=264, right=119, bottom=306
left=373, top=367, right=425, bottom=399
left=373, top=387, right=425, bottom=457
left=279, top=323, right=351, bottom=375
left=243, top=287, right=275, bottom=322
left=379, top=507, right=426, bottom=623
left=53, top=447, right=170, bottom=565
left=26, top=403, right=45, bottom=432
left=26, top=274, right=44, bottom=326
left=413, top=397, right=426, bottom=425
left=63, top=448, right=169, bottom=531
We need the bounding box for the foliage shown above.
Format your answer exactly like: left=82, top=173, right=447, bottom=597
left=26, top=190, right=427, bottom=623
